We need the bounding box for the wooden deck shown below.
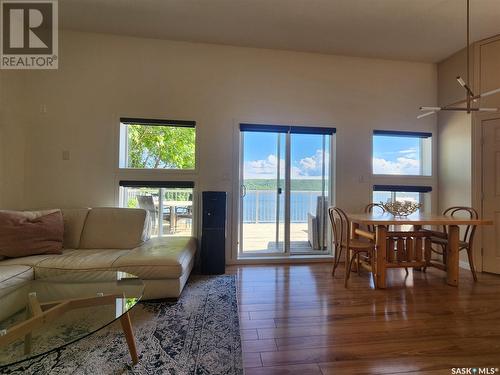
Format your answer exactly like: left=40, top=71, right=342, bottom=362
left=227, top=263, right=500, bottom=374
left=241, top=223, right=323, bottom=253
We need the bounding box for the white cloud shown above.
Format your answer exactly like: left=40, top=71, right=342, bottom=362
left=398, top=148, right=418, bottom=159
left=244, top=149, right=329, bottom=179
left=245, top=154, right=283, bottom=179
left=296, top=149, right=329, bottom=177
left=373, top=157, right=420, bottom=175
left=399, top=148, right=417, bottom=154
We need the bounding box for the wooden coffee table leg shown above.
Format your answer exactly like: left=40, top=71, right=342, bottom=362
left=24, top=292, right=42, bottom=355
left=120, top=311, right=139, bottom=364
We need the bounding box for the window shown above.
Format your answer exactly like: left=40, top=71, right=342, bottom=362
left=239, top=124, right=334, bottom=255
left=372, top=130, right=431, bottom=176
left=373, top=185, right=432, bottom=213
left=119, top=181, right=194, bottom=237
left=119, top=118, right=196, bottom=170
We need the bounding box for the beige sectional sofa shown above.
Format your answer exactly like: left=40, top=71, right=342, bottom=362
left=0, top=207, right=197, bottom=309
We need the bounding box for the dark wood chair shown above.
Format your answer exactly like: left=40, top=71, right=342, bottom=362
left=328, top=207, right=375, bottom=287
left=429, top=206, right=479, bottom=281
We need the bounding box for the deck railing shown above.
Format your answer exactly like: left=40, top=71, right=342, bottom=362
left=243, top=190, right=323, bottom=223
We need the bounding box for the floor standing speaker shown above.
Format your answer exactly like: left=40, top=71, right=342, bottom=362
left=201, top=191, right=227, bottom=274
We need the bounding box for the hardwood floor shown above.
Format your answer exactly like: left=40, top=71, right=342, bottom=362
left=226, top=263, right=500, bottom=374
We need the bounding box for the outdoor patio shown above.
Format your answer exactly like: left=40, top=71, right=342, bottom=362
left=241, top=222, right=326, bottom=253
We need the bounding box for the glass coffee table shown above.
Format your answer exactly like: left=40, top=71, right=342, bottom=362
left=0, top=269, right=144, bottom=369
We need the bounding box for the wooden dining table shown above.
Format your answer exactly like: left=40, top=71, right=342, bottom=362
left=347, top=213, right=493, bottom=288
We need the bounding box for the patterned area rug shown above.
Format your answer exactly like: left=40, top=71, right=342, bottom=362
left=2, top=275, right=243, bottom=375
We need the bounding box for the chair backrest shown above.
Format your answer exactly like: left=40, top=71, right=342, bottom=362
left=328, top=207, right=350, bottom=251
left=364, top=203, right=385, bottom=232
left=442, top=206, right=478, bottom=244
left=137, top=195, right=156, bottom=213
left=364, top=203, right=385, bottom=215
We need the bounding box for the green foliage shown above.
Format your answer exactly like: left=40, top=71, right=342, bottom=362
left=127, top=125, right=195, bottom=169
left=127, top=198, right=138, bottom=208
left=244, top=179, right=324, bottom=191
left=164, top=190, right=191, bottom=201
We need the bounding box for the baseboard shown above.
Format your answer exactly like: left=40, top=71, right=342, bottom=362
left=228, top=255, right=333, bottom=265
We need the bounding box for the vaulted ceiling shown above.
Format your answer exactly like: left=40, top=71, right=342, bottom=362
left=59, top=0, right=500, bottom=63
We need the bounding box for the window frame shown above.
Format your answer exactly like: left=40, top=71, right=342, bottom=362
left=372, top=184, right=432, bottom=212
left=118, top=180, right=196, bottom=237
left=118, top=117, right=197, bottom=172
left=371, top=129, right=435, bottom=213
left=371, top=130, right=432, bottom=178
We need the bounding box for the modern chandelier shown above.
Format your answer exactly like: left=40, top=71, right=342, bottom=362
left=417, top=0, right=500, bottom=119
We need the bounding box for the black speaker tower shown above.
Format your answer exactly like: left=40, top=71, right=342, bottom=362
left=201, top=191, right=227, bottom=274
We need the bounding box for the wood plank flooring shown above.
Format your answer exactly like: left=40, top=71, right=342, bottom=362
left=226, top=263, right=500, bottom=375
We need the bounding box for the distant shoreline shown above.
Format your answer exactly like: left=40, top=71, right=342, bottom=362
left=244, top=179, right=326, bottom=191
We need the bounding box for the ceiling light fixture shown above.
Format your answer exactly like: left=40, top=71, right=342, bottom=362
left=418, top=0, right=500, bottom=119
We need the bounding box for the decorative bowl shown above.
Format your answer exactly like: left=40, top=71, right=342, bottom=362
left=381, top=200, right=422, bottom=217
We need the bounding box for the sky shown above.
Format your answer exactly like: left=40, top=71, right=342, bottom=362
left=243, top=133, right=423, bottom=179
left=243, top=132, right=329, bottom=179
left=372, top=135, right=421, bottom=175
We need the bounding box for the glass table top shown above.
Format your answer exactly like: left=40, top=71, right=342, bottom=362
left=0, top=269, right=144, bottom=368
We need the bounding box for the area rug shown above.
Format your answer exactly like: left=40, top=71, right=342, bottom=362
left=2, top=275, right=243, bottom=375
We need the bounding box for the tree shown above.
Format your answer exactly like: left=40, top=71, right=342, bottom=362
left=127, top=125, right=195, bottom=169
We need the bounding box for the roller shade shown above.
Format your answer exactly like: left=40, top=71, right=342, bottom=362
left=240, top=123, right=336, bottom=135
left=373, top=185, right=432, bottom=193
left=120, top=118, right=195, bottom=128
left=373, top=130, right=432, bottom=138
left=119, top=180, right=195, bottom=189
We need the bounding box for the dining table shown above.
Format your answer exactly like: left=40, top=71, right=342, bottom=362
left=347, top=212, right=493, bottom=288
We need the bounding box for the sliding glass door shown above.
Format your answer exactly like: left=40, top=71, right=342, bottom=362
left=290, top=132, right=330, bottom=253
left=240, top=130, right=285, bottom=253
left=239, top=124, right=333, bottom=256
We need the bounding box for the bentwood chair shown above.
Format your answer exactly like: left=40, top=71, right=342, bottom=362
left=364, top=203, right=385, bottom=214
left=429, top=206, right=479, bottom=281
left=328, top=207, right=376, bottom=287
left=364, top=203, right=386, bottom=232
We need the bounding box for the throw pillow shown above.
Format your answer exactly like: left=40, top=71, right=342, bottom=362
left=0, top=210, right=64, bottom=258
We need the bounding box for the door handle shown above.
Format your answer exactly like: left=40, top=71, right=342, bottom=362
left=241, top=184, right=247, bottom=197
left=277, top=187, right=282, bottom=195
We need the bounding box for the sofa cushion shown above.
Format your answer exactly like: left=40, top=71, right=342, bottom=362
left=0, top=265, right=34, bottom=299
left=0, top=252, right=73, bottom=267
left=61, top=208, right=90, bottom=249
left=79, top=208, right=150, bottom=250
left=0, top=211, right=64, bottom=258
left=112, top=236, right=196, bottom=279
left=34, top=249, right=130, bottom=278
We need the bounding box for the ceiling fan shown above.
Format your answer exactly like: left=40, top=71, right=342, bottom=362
left=417, top=0, right=500, bottom=119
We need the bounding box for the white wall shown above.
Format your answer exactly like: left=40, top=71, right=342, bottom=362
left=0, top=31, right=437, bottom=260
left=0, top=70, right=30, bottom=209
left=437, top=47, right=473, bottom=212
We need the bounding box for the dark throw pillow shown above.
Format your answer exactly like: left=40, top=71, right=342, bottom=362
left=0, top=211, right=64, bottom=258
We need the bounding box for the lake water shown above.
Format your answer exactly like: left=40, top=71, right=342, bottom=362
left=243, top=190, right=325, bottom=223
